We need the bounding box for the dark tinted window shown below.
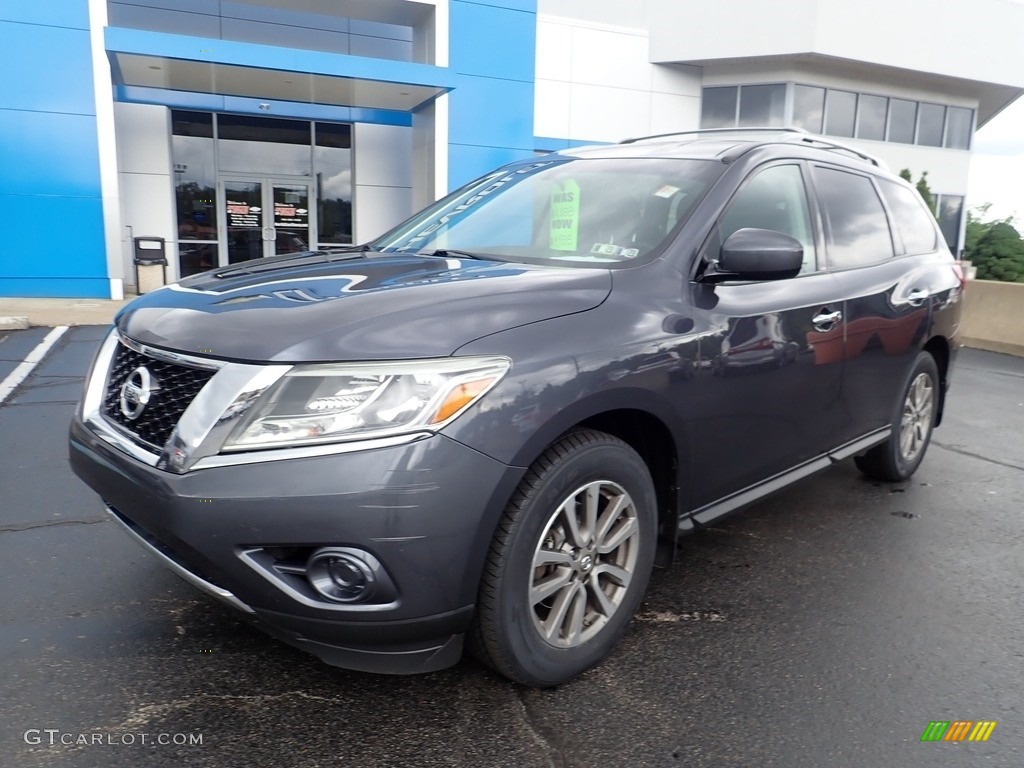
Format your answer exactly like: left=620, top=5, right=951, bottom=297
left=814, top=168, right=894, bottom=268
left=824, top=90, right=857, bottom=138
left=701, top=87, right=738, bottom=128
left=879, top=180, right=938, bottom=255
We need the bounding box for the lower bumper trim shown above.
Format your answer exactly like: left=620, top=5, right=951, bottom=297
left=105, top=504, right=255, bottom=615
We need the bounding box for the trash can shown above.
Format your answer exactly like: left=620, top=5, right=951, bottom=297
left=133, top=237, right=168, bottom=294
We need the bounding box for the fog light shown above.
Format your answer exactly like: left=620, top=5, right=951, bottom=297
left=307, top=548, right=376, bottom=603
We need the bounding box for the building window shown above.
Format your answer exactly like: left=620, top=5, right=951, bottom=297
left=945, top=107, right=973, bottom=150
left=887, top=99, right=918, bottom=144
left=737, top=84, right=786, bottom=126
left=170, top=111, right=353, bottom=277
left=314, top=123, right=353, bottom=247
left=217, top=115, right=312, bottom=176
left=172, top=111, right=218, bottom=277
left=936, top=194, right=965, bottom=253
left=700, top=86, right=738, bottom=128
left=824, top=90, right=857, bottom=138
left=856, top=94, right=888, bottom=141
left=701, top=84, right=786, bottom=128
left=792, top=85, right=825, bottom=133
left=700, top=82, right=974, bottom=152
left=917, top=103, right=946, bottom=147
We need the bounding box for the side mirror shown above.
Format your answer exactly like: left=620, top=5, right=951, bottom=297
left=717, top=228, right=803, bottom=281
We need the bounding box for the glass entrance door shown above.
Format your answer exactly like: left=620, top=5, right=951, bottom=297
left=221, top=177, right=314, bottom=265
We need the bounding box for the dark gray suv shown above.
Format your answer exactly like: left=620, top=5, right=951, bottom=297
left=70, top=130, right=963, bottom=686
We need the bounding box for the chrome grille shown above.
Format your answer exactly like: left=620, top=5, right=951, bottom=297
left=102, top=343, right=215, bottom=449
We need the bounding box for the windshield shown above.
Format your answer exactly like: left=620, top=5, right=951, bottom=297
left=372, top=156, right=725, bottom=266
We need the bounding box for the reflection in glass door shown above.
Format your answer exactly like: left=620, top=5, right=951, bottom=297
left=271, top=183, right=311, bottom=255
left=224, top=180, right=264, bottom=265
left=221, top=177, right=314, bottom=265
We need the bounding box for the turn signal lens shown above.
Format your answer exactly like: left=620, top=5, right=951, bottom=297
left=429, top=378, right=495, bottom=424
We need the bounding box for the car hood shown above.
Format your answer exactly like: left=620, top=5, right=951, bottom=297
left=116, top=251, right=611, bottom=362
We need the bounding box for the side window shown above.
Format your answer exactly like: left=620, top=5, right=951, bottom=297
left=878, top=179, right=939, bottom=255
left=719, top=164, right=817, bottom=274
left=813, top=167, right=895, bottom=268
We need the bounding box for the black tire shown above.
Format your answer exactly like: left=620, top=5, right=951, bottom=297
left=469, top=429, right=657, bottom=686
left=855, top=351, right=940, bottom=482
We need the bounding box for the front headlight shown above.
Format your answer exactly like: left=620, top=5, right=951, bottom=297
left=221, top=357, right=510, bottom=451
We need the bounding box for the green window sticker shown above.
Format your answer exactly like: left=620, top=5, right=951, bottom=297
left=549, top=180, right=580, bottom=251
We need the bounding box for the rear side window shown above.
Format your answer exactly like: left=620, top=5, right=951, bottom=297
left=813, top=167, right=895, bottom=269
left=878, top=179, right=938, bottom=255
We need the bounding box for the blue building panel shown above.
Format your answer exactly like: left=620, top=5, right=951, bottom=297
left=447, top=0, right=537, bottom=191
left=457, top=0, right=537, bottom=12
left=0, top=194, right=107, bottom=288
left=446, top=76, right=535, bottom=151
left=449, top=3, right=536, bottom=82
left=0, top=111, right=101, bottom=198
left=0, top=0, right=108, bottom=298
left=0, top=22, right=96, bottom=115
left=0, top=0, right=90, bottom=30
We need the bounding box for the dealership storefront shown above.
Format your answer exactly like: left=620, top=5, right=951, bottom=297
left=170, top=112, right=353, bottom=277
left=1, top=0, right=1021, bottom=298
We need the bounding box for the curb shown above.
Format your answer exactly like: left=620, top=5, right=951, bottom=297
left=0, top=316, right=30, bottom=331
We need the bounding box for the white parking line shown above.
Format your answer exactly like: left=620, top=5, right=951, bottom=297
left=0, top=326, right=70, bottom=405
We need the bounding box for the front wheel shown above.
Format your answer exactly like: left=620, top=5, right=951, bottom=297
left=470, top=430, right=657, bottom=686
left=855, top=351, right=939, bottom=482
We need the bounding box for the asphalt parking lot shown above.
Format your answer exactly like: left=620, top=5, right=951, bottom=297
left=1, top=326, right=1022, bottom=768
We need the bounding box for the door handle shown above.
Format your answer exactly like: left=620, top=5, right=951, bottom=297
left=906, top=289, right=929, bottom=307
left=812, top=309, right=842, bottom=332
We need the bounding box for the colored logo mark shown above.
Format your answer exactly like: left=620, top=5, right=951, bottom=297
left=920, top=721, right=997, bottom=742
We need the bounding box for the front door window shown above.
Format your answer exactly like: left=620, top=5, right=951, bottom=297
left=222, top=178, right=313, bottom=264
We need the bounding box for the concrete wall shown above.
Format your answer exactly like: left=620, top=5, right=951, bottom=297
left=960, top=279, right=1024, bottom=357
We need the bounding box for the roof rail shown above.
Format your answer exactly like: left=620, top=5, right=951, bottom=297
left=620, top=127, right=809, bottom=144
left=620, top=126, right=887, bottom=169
left=789, top=135, right=887, bottom=169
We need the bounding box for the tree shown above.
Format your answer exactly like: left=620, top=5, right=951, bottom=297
left=899, top=168, right=936, bottom=215
left=963, top=207, right=1024, bottom=283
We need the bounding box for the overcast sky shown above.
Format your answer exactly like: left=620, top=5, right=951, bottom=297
left=969, top=96, right=1024, bottom=224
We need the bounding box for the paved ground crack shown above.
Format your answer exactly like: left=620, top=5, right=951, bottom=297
left=0, top=516, right=108, bottom=533
left=932, top=441, right=1024, bottom=473
left=516, top=689, right=568, bottom=768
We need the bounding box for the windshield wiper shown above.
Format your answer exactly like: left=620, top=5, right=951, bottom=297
left=419, top=248, right=488, bottom=261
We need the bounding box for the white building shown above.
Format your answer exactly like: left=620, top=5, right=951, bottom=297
left=2, top=0, right=1021, bottom=297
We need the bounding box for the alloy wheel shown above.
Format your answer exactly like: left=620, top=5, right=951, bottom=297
left=899, top=372, right=935, bottom=462
left=529, top=480, right=641, bottom=648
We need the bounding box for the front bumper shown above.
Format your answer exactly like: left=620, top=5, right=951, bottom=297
left=69, top=415, right=523, bottom=674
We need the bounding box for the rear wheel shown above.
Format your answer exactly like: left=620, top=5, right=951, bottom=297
left=855, top=351, right=939, bottom=482
left=470, top=430, right=657, bottom=686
